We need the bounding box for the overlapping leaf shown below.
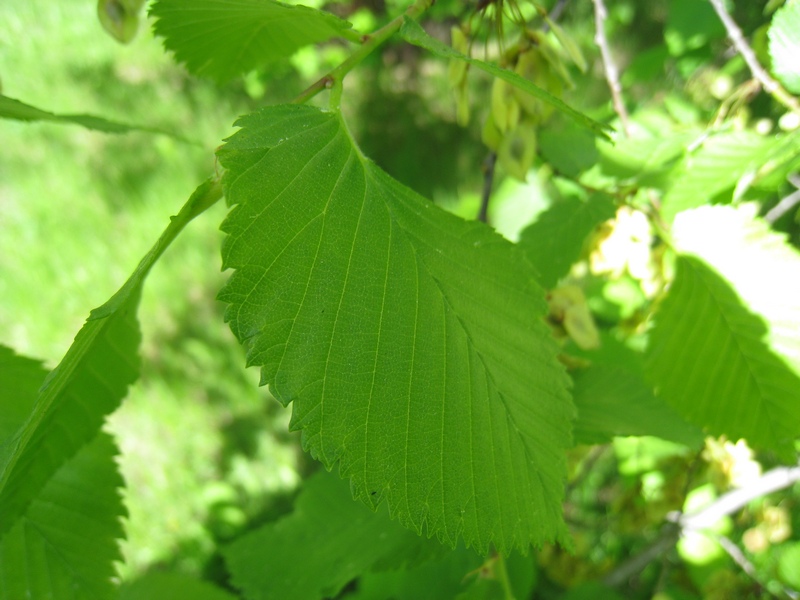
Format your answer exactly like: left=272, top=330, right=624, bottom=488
left=0, top=404, right=124, bottom=600
left=646, top=207, right=800, bottom=460
left=150, top=0, right=356, bottom=83
left=769, top=0, right=800, bottom=94
left=518, top=191, right=616, bottom=289
left=570, top=338, right=703, bottom=447
left=398, top=18, right=610, bottom=139
left=225, top=471, right=447, bottom=600
left=0, top=347, right=46, bottom=467
left=217, top=104, right=574, bottom=553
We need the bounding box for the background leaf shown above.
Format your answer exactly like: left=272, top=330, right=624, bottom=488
left=769, top=0, right=800, bottom=94
left=518, top=190, right=616, bottom=289
left=645, top=255, right=800, bottom=460
left=0, top=432, right=125, bottom=600
left=225, top=470, right=449, bottom=600
left=150, top=0, right=356, bottom=83
left=218, top=104, right=574, bottom=553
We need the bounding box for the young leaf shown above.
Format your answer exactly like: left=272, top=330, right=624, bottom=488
left=398, top=18, right=611, bottom=139
left=646, top=255, right=800, bottom=460
left=217, top=104, right=574, bottom=553
left=150, top=0, right=357, bottom=83
left=768, top=0, right=800, bottom=94
left=0, top=432, right=125, bottom=600
left=0, top=94, right=193, bottom=141
left=518, top=191, right=616, bottom=289
left=225, top=470, right=448, bottom=600
left=0, top=178, right=222, bottom=536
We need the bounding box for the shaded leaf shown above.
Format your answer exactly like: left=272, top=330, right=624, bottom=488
left=0, top=432, right=125, bottom=600
left=769, top=0, right=800, bottom=94
left=218, top=104, right=573, bottom=553
left=519, top=191, right=616, bottom=289
left=150, top=0, right=356, bottom=83
left=646, top=255, right=800, bottom=460
left=569, top=336, right=703, bottom=446
left=399, top=18, right=611, bottom=139
left=225, top=470, right=449, bottom=600
left=120, top=572, right=238, bottom=600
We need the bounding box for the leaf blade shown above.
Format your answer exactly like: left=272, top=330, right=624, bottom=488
left=218, top=104, right=574, bottom=553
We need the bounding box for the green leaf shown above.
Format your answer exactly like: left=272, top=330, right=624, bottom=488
left=569, top=336, right=703, bottom=446
left=0, top=178, right=222, bottom=536
left=225, top=470, right=449, bottom=600
left=769, top=0, right=800, bottom=94
left=0, top=432, right=125, bottom=600
left=150, top=0, right=356, bottom=83
left=0, top=94, right=193, bottom=141
left=660, top=131, right=775, bottom=222
left=518, top=190, right=616, bottom=289
left=120, top=572, right=238, bottom=600
left=0, top=347, right=47, bottom=466
left=218, top=104, right=573, bottom=553
left=398, top=18, right=611, bottom=140
left=645, top=254, right=800, bottom=460
left=671, top=204, right=800, bottom=380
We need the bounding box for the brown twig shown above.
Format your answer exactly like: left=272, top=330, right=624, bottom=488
left=592, top=0, right=631, bottom=137
left=707, top=0, right=800, bottom=116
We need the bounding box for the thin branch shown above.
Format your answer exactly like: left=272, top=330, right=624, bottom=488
left=592, top=0, right=631, bottom=137
left=478, top=152, right=497, bottom=223
left=711, top=533, right=799, bottom=600
left=604, top=462, right=800, bottom=588
left=765, top=188, right=800, bottom=224
left=707, top=0, right=800, bottom=116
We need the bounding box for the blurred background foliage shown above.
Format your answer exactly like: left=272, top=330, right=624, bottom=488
left=1, top=0, right=799, bottom=598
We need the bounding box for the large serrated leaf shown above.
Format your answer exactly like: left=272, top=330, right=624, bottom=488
left=0, top=432, right=125, bottom=600
left=217, top=104, right=574, bottom=553
left=150, top=0, right=356, bottom=83
left=225, top=470, right=448, bottom=600
left=120, top=572, right=238, bottom=600
left=646, top=254, right=800, bottom=460
left=0, top=178, right=222, bottom=536
left=769, top=0, right=800, bottom=94
left=398, top=18, right=611, bottom=140
left=518, top=191, right=616, bottom=289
